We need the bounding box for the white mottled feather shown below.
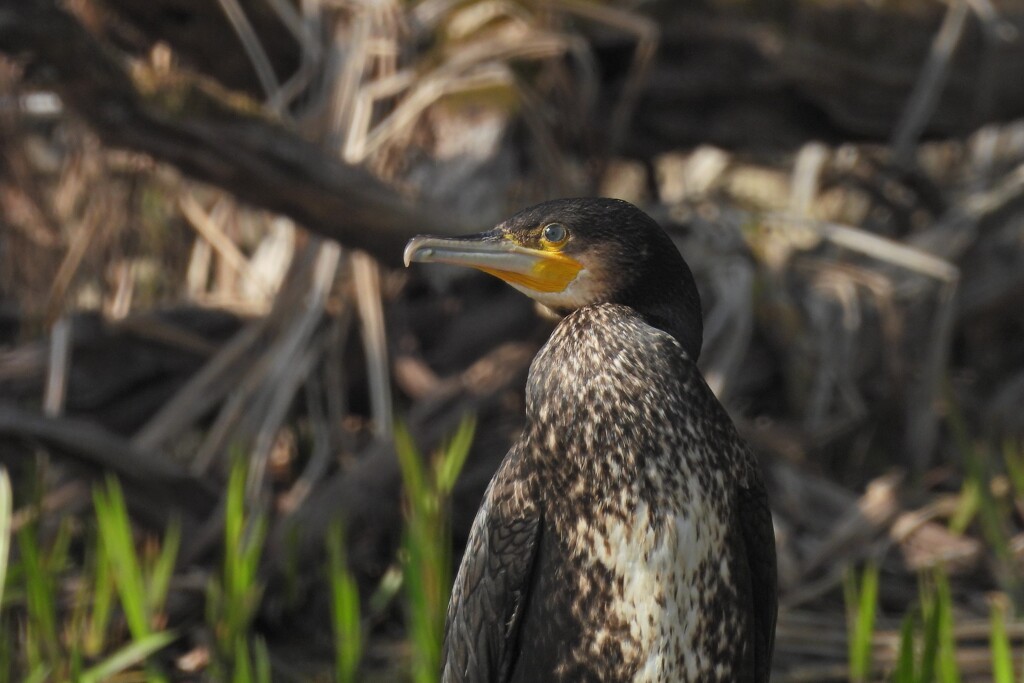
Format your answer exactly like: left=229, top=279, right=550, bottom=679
left=571, top=487, right=727, bottom=682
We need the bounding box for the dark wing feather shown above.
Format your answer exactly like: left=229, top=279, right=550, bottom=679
left=442, top=446, right=542, bottom=683
left=737, top=471, right=778, bottom=683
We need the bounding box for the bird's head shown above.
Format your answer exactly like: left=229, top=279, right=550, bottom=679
left=404, top=197, right=703, bottom=360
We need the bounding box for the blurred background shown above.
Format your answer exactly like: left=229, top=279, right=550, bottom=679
left=1, top=0, right=1024, bottom=680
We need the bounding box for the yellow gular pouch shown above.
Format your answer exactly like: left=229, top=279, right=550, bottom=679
left=478, top=250, right=582, bottom=293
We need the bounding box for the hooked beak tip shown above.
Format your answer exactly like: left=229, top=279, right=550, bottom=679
left=403, top=236, right=427, bottom=268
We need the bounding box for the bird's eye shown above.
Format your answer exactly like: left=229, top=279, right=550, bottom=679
left=541, top=223, right=568, bottom=248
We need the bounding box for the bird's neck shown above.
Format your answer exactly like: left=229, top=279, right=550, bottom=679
left=616, top=285, right=703, bottom=362
left=632, top=304, right=697, bottom=362
left=525, top=304, right=700, bottom=505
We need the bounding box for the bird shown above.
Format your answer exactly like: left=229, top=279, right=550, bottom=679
left=403, top=197, right=776, bottom=683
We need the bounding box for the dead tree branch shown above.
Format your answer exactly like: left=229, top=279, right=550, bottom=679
left=0, top=0, right=470, bottom=265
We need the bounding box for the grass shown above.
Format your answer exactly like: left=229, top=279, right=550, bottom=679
left=844, top=563, right=1023, bottom=683
left=16, top=517, right=72, bottom=677
left=988, top=594, right=1015, bottom=683
left=0, top=420, right=476, bottom=681
left=395, top=417, right=475, bottom=683
left=93, top=477, right=180, bottom=641
left=947, top=395, right=1022, bottom=606
left=206, top=458, right=269, bottom=682
left=845, top=561, right=879, bottom=683
left=1, top=474, right=179, bottom=681
left=89, top=477, right=179, bottom=681
left=327, top=521, right=362, bottom=683
left=0, top=416, right=1017, bottom=681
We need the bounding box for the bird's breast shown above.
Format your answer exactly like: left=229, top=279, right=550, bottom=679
left=515, top=304, right=749, bottom=680
left=557, top=484, right=732, bottom=682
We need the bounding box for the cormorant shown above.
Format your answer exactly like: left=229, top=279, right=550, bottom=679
left=404, top=198, right=777, bottom=683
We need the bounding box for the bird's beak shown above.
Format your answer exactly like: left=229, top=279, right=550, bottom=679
left=404, top=232, right=582, bottom=293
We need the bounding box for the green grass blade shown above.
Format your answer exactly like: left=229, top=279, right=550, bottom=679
left=86, top=534, right=115, bottom=656
left=235, top=644, right=252, bottom=683
left=225, top=461, right=245, bottom=621
left=934, top=571, right=961, bottom=683
left=435, top=417, right=475, bottom=495
left=949, top=478, right=979, bottom=534
left=0, top=468, right=11, bottom=611
left=394, top=419, right=477, bottom=683
left=223, top=459, right=266, bottom=643
left=328, top=522, right=362, bottom=683
left=17, top=525, right=59, bottom=661
left=94, top=476, right=151, bottom=638
left=67, top=564, right=93, bottom=680
left=989, top=595, right=1015, bottom=683
left=857, top=563, right=880, bottom=682
left=894, top=609, right=917, bottom=683
left=253, top=637, right=272, bottom=683
left=947, top=395, right=1019, bottom=598
left=209, top=458, right=268, bottom=677
left=224, top=461, right=245, bottom=646
left=396, top=422, right=446, bottom=683
left=846, top=562, right=879, bottom=683
left=1003, top=439, right=1024, bottom=502
left=232, top=636, right=252, bottom=683
left=68, top=634, right=83, bottom=683
left=920, top=581, right=941, bottom=683
left=47, top=518, right=73, bottom=576
left=394, top=422, right=427, bottom=506
left=78, top=630, right=176, bottom=683
left=148, top=515, right=181, bottom=616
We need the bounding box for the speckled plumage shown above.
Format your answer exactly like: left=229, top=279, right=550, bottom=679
left=418, top=198, right=776, bottom=683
